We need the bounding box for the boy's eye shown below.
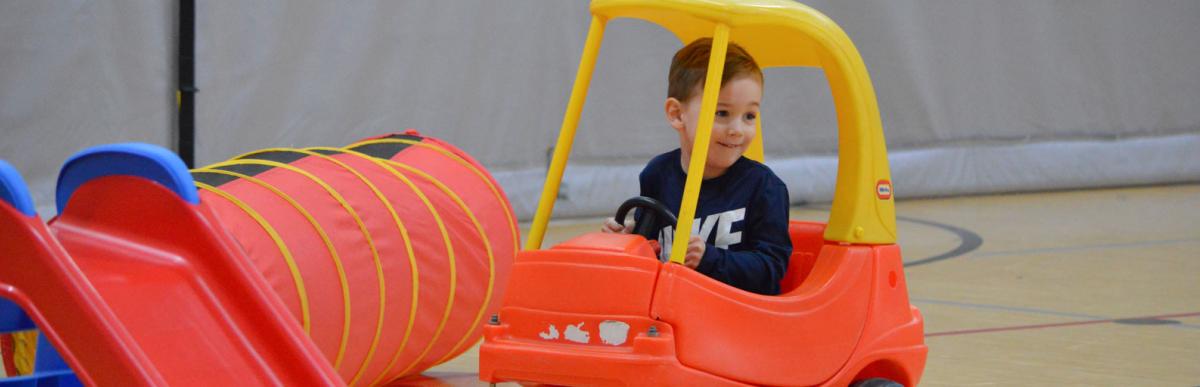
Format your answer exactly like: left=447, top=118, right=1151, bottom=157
left=715, top=110, right=729, bottom=118
left=745, top=113, right=757, bottom=121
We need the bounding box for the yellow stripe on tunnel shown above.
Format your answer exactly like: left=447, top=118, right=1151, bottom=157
left=207, top=160, right=362, bottom=372
left=383, top=160, right=496, bottom=368
left=193, top=180, right=312, bottom=333
left=351, top=139, right=519, bottom=257
left=283, top=147, right=406, bottom=387
left=331, top=148, right=457, bottom=386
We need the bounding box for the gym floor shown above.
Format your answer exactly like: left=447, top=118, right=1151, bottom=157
left=414, top=184, right=1200, bottom=386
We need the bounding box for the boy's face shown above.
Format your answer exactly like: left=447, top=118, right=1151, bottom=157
left=665, top=75, right=763, bottom=178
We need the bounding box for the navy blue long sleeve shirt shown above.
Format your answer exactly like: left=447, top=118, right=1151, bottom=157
left=639, top=148, right=792, bottom=295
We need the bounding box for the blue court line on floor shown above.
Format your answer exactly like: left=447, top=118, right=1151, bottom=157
left=912, top=298, right=1102, bottom=320
left=897, top=215, right=984, bottom=268
left=798, top=205, right=985, bottom=268
left=914, top=298, right=1200, bottom=333
left=969, top=238, right=1199, bottom=259
left=926, top=311, right=1200, bottom=337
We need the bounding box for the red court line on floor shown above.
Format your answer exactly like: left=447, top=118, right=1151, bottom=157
left=927, top=311, right=1200, bottom=337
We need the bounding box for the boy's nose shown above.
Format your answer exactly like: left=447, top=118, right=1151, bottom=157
left=728, top=122, right=748, bottom=137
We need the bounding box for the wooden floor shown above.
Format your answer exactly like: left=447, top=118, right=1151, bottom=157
left=412, top=184, right=1200, bottom=386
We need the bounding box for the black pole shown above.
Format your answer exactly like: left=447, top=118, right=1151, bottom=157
left=178, top=0, right=196, bottom=168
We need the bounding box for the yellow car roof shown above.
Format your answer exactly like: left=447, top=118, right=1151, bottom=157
left=594, top=0, right=897, bottom=244
left=592, top=0, right=840, bottom=69
left=526, top=0, right=896, bottom=250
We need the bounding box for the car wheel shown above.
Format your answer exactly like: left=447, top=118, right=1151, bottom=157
left=850, top=378, right=904, bottom=387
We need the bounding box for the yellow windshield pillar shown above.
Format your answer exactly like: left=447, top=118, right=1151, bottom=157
left=525, top=15, right=608, bottom=250
left=669, top=24, right=729, bottom=264
left=821, top=36, right=896, bottom=244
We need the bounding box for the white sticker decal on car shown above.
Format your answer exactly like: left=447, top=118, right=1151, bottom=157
left=564, top=322, right=590, bottom=344
left=538, top=324, right=560, bottom=340
left=599, top=320, right=630, bottom=346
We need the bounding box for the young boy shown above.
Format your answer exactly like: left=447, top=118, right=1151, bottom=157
left=603, top=38, right=792, bottom=295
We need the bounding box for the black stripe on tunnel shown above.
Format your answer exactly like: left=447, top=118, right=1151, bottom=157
left=349, top=140, right=416, bottom=160
left=192, top=171, right=239, bottom=187
left=238, top=150, right=310, bottom=164
left=214, top=163, right=274, bottom=178
left=311, top=148, right=343, bottom=156
left=195, top=163, right=277, bottom=187
left=381, top=133, right=423, bottom=142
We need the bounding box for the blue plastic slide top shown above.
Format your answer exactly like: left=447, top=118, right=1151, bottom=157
left=0, top=160, right=37, bottom=217
left=0, top=298, right=36, bottom=333
left=56, top=143, right=198, bottom=214
left=0, top=330, right=81, bottom=386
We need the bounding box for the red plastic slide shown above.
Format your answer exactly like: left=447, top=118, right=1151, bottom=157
left=0, top=145, right=342, bottom=385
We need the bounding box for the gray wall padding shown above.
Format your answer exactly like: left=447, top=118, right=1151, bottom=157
left=3, top=1, right=1198, bottom=220
left=0, top=2, right=174, bottom=216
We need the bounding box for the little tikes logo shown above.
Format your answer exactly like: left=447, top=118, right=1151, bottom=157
left=876, top=180, right=892, bottom=200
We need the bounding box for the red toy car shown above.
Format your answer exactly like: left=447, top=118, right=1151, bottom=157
left=479, top=1, right=927, bottom=386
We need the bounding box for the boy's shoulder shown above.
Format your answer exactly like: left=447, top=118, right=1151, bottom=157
left=645, top=149, right=682, bottom=170
left=640, top=149, right=683, bottom=179
left=727, top=156, right=785, bottom=188
left=639, top=149, right=784, bottom=188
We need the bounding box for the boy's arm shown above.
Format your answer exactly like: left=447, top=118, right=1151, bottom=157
left=631, top=163, right=660, bottom=227
left=694, top=179, right=792, bottom=295
left=604, top=164, right=658, bottom=234
left=638, top=165, right=657, bottom=199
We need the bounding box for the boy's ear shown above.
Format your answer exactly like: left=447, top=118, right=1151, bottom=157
left=664, top=98, right=686, bottom=132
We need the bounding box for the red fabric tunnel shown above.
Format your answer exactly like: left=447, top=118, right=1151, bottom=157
left=190, top=131, right=518, bottom=385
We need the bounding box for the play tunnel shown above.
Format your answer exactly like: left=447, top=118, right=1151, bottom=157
left=190, top=131, right=518, bottom=385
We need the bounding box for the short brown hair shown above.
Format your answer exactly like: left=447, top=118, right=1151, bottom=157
left=668, top=38, right=763, bottom=101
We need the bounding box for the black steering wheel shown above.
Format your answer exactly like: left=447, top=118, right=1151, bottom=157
left=614, top=196, right=677, bottom=242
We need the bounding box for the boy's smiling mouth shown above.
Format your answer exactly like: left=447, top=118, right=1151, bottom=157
left=717, top=141, right=741, bottom=149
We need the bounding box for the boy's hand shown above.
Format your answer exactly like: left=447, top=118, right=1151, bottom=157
left=683, top=236, right=705, bottom=269
left=601, top=217, right=634, bottom=234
